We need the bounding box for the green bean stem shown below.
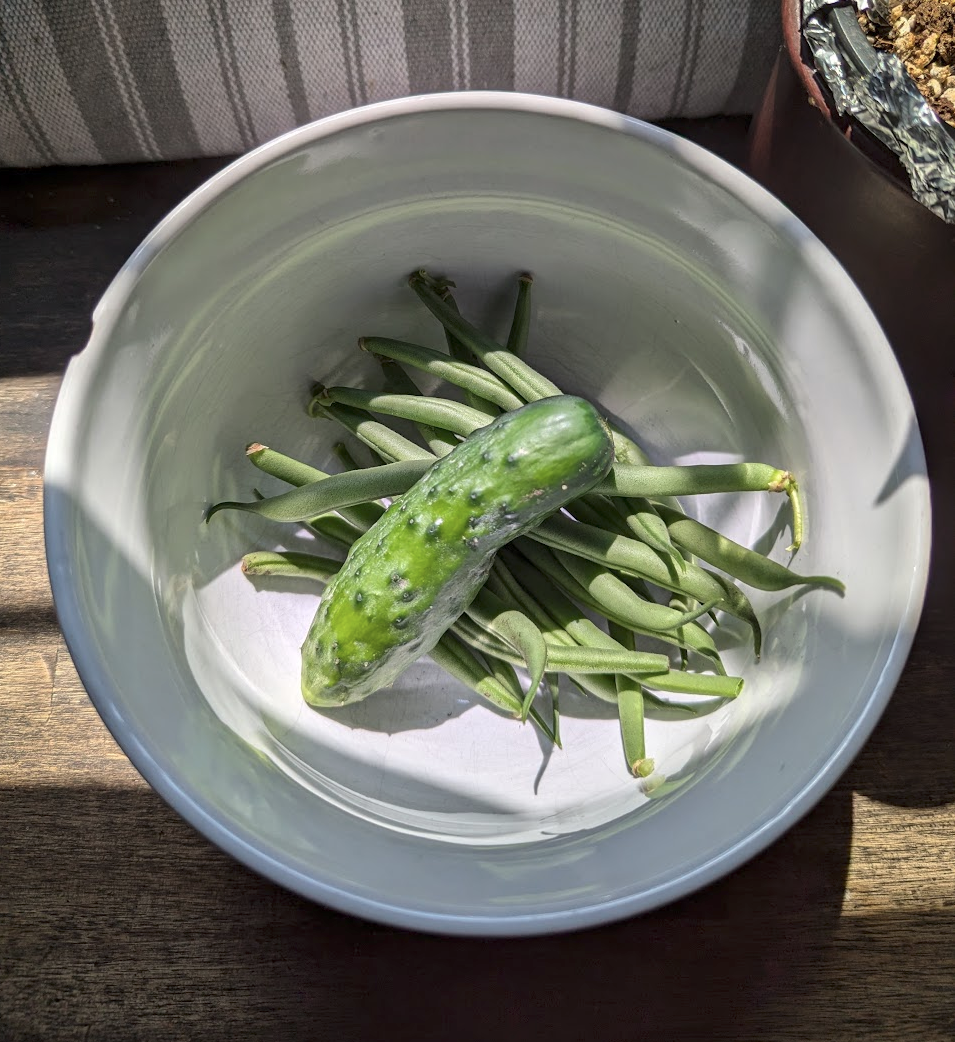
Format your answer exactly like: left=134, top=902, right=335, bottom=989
left=595, top=462, right=804, bottom=551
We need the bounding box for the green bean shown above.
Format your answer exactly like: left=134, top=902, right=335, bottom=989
left=611, top=624, right=652, bottom=777
left=317, top=386, right=490, bottom=439
left=515, top=540, right=725, bottom=669
left=432, top=281, right=474, bottom=364
left=487, top=557, right=650, bottom=710
left=653, top=504, right=844, bottom=593
left=455, top=612, right=670, bottom=676
left=528, top=513, right=762, bottom=656
left=362, top=337, right=525, bottom=412
left=206, top=459, right=429, bottom=524
left=485, top=566, right=698, bottom=715
left=242, top=550, right=341, bottom=581
left=505, top=274, right=533, bottom=358
left=410, top=272, right=557, bottom=402
left=427, top=634, right=559, bottom=743
left=554, top=549, right=719, bottom=633
left=412, top=273, right=670, bottom=481
left=474, top=584, right=670, bottom=673
left=668, top=592, right=694, bottom=670
left=247, top=443, right=385, bottom=529
left=464, top=590, right=547, bottom=721
left=616, top=496, right=685, bottom=570
left=544, top=672, right=561, bottom=747
left=502, top=551, right=737, bottom=701
left=248, top=488, right=355, bottom=550
left=640, top=670, right=743, bottom=699
left=607, top=426, right=653, bottom=467
left=435, top=284, right=501, bottom=418
left=309, top=395, right=434, bottom=463
left=248, top=488, right=360, bottom=550
left=595, top=462, right=804, bottom=550
left=379, top=361, right=459, bottom=457
left=569, top=494, right=684, bottom=577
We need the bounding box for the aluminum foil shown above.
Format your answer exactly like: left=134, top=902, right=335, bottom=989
left=803, top=0, right=955, bottom=223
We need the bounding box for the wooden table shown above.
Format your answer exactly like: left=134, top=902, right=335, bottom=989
left=3, top=122, right=953, bottom=1042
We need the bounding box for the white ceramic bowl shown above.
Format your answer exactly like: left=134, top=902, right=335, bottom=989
left=45, top=93, right=930, bottom=935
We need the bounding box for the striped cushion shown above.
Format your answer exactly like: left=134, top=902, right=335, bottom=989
left=0, top=1, right=780, bottom=167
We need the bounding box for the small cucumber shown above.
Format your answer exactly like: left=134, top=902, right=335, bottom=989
left=301, top=395, right=614, bottom=707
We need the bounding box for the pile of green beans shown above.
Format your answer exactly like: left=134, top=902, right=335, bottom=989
left=211, top=271, right=844, bottom=778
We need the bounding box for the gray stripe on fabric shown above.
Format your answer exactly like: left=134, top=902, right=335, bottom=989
left=556, top=0, right=567, bottom=97
left=569, top=0, right=623, bottom=108
left=335, top=0, right=357, bottom=106
left=466, top=0, right=515, bottom=90
left=612, top=0, right=640, bottom=112
left=451, top=0, right=470, bottom=90
left=724, top=0, right=781, bottom=113
left=159, top=0, right=244, bottom=157
left=112, top=0, right=201, bottom=156
left=206, top=0, right=255, bottom=148
left=514, top=0, right=560, bottom=96
left=0, top=95, right=46, bottom=166
left=347, top=0, right=368, bottom=105
left=566, top=0, right=579, bottom=98
left=220, top=0, right=297, bottom=143
left=401, top=0, right=454, bottom=94
left=677, top=0, right=706, bottom=115
left=0, top=29, right=58, bottom=163
left=666, top=0, right=696, bottom=115
left=271, top=0, right=311, bottom=125
left=91, top=0, right=160, bottom=159
left=285, top=0, right=351, bottom=115
left=38, top=0, right=143, bottom=161
left=2, top=0, right=99, bottom=164
left=352, top=0, right=409, bottom=103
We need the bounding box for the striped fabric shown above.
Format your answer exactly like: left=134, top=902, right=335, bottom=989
left=0, top=1, right=780, bottom=167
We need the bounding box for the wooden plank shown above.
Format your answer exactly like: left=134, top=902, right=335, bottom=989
left=0, top=374, right=61, bottom=471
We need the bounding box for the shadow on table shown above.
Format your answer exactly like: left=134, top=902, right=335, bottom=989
left=2, top=780, right=855, bottom=1042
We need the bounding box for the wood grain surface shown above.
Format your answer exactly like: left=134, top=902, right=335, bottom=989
left=2, top=122, right=953, bottom=1042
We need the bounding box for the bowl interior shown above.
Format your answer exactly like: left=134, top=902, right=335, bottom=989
left=45, top=98, right=929, bottom=932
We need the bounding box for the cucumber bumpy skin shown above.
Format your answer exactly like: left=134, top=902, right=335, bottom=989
left=302, top=395, right=615, bottom=707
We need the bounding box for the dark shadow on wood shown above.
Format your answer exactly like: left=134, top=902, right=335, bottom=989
left=0, top=781, right=852, bottom=1042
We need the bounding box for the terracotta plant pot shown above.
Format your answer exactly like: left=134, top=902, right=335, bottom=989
left=747, top=0, right=952, bottom=603
left=748, top=0, right=954, bottom=353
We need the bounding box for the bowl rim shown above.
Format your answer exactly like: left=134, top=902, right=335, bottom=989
left=44, top=90, right=932, bottom=937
